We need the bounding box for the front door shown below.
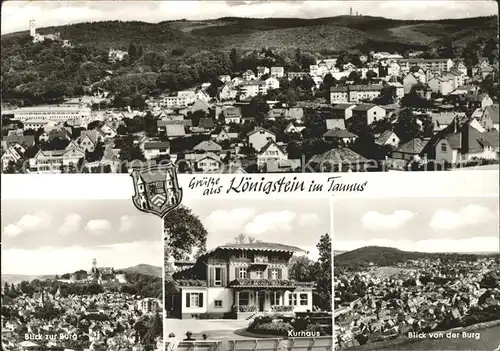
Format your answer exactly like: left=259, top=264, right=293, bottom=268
left=258, top=291, right=265, bottom=311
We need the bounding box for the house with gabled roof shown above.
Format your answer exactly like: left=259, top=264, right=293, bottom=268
left=140, top=140, right=171, bottom=160
left=331, top=104, right=357, bottom=120
left=284, top=122, right=306, bottom=135
left=430, top=112, right=459, bottom=132
left=375, top=131, right=400, bottom=148
left=183, top=152, right=222, bottom=172
left=257, top=140, right=288, bottom=170
left=351, top=104, right=387, bottom=125
left=391, top=138, right=427, bottom=162
left=247, top=127, right=276, bottom=152
left=29, top=142, right=85, bottom=173
left=323, top=129, right=358, bottom=144
left=1, top=146, right=22, bottom=171
left=428, top=75, right=454, bottom=96
left=218, top=83, right=238, bottom=101
left=222, top=106, right=242, bottom=124
left=481, top=104, right=499, bottom=131
left=326, top=119, right=346, bottom=130
left=309, top=148, right=369, bottom=172
left=78, top=130, right=105, bottom=152
left=169, top=242, right=314, bottom=319
left=98, top=123, right=117, bottom=140
left=465, top=93, right=494, bottom=110
left=212, top=129, right=238, bottom=143
left=424, top=119, right=499, bottom=165
left=194, top=153, right=223, bottom=173
left=193, top=140, right=223, bottom=154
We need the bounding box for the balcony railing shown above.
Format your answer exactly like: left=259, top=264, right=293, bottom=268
left=176, top=279, right=207, bottom=287
left=252, top=256, right=269, bottom=264
left=229, top=279, right=315, bottom=288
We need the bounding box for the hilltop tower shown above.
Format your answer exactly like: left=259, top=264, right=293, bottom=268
left=29, top=19, right=36, bottom=37
left=92, top=258, right=97, bottom=269
left=350, top=7, right=353, bottom=16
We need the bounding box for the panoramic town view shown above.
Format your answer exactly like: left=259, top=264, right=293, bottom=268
left=1, top=199, right=163, bottom=351
left=333, top=197, right=500, bottom=350
left=164, top=198, right=333, bottom=350
left=1, top=1, right=498, bottom=174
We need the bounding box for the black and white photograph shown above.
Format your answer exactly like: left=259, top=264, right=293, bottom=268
left=1, top=1, right=498, bottom=174
left=1, top=199, right=163, bottom=351
left=164, top=198, right=332, bottom=350
left=333, top=197, right=500, bottom=350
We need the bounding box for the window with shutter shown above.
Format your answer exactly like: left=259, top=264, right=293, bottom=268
left=278, top=268, right=282, bottom=279
left=186, top=293, right=191, bottom=308
left=214, top=267, right=222, bottom=286
left=210, top=267, right=215, bottom=287
left=198, top=293, right=204, bottom=307
left=221, top=267, right=226, bottom=287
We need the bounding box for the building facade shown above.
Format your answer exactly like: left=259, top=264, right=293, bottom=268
left=170, top=243, right=315, bottom=319
left=13, top=105, right=92, bottom=122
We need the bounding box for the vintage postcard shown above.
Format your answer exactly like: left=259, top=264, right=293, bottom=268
left=1, top=1, right=500, bottom=351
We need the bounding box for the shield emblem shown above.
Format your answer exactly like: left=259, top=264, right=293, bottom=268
left=131, top=163, right=183, bottom=218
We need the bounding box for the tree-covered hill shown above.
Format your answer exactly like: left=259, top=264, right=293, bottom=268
left=335, top=246, right=496, bottom=269
left=3, top=15, right=497, bottom=52
left=2, top=20, right=215, bottom=52
left=1, top=15, right=497, bottom=107
left=121, top=264, right=162, bottom=278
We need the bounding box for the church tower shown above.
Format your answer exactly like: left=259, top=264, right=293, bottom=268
left=29, top=19, right=36, bottom=37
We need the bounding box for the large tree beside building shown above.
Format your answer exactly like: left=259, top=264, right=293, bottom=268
left=164, top=205, right=208, bottom=296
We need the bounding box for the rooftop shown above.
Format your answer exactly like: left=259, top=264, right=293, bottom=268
left=395, top=138, right=427, bottom=154
left=309, top=148, right=368, bottom=164
left=323, top=129, right=358, bottom=139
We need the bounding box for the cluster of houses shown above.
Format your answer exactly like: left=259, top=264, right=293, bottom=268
left=1, top=50, right=498, bottom=173
left=334, top=257, right=500, bottom=348
left=1, top=287, right=162, bottom=351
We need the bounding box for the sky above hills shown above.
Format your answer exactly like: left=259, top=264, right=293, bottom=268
left=334, top=197, right=499, bottom=253
left=1, top=0, right=498, bottom=34
left=182, top=197, right=331, bottom=261
left=1, top=200, right=163, bottom=275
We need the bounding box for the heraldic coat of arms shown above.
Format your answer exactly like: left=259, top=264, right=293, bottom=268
left=131, top=163, right=183, bottom=218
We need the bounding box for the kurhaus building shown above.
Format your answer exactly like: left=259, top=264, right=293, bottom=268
left=169, top=242, right=315, bottom=319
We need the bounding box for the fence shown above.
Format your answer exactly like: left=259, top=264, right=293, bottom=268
left=166, top=337, right=333, bottom=351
